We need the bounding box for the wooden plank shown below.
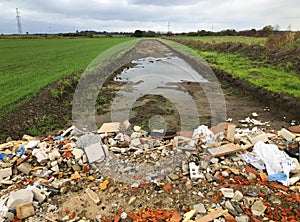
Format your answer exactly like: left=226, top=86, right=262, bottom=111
left=195, top=209, right=228, bottom=222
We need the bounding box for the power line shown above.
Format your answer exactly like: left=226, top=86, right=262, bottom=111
left=16, top=8, right=23, bottom=35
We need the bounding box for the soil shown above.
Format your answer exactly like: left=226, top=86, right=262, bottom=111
left=0, top=39, right=299, bottom=142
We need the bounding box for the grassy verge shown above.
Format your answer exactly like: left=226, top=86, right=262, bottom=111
left=197, top=50, right=300, bottom=98
left=0, top=38, right=133, bottom=116
left=174, top=36, right=266, bottom=45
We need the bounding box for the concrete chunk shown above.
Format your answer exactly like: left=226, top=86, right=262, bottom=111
left=0, top=167, right=12, bottom=180
left=251, top=200, right=266, bottom=216
left=32, top=187, right=46, bottom=203
left=194, top=203, right=206, bottom=214
left=17, top=162, right=32, bottom=175
left=84, top=143, right=109, bottom=163
left=220, top=188, right=234, bottom=198
left=7, top=189, right=34, bottom=210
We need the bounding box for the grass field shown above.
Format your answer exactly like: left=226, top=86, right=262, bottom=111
left=0, top=38, right=133, bottom=115
left=197, top=50, right=300, bottom=98
left=175, top=36, right=267, bottom=45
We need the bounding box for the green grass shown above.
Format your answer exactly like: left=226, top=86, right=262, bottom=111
left=174, top=36, right=266, bottom=45
left=197, top=50, right=300, bottom=97
left=0, top=38, right=133, bottom=115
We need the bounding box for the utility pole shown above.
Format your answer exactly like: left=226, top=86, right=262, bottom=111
left=16, top=8, right=23, bottom=35
left=167, top=22, right=170, bottom=33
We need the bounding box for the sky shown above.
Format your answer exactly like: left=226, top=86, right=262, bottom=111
left=0, top=0, right=299, bottom=34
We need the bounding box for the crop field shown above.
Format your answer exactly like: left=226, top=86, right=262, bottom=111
left=176, top=36, right=267, bottom=45
left=0, top=37, right=133, bottom=115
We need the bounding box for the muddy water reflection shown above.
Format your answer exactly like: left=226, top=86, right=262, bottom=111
left=111, top=57, right=208, bottom=131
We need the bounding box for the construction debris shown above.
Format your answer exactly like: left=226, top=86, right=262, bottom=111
left=0, top=121, right=299, bottom=221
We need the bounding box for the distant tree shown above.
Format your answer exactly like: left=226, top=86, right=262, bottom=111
left=197, top=30, right=209, bottom=36
left=259, top=25, right=274, bottom=36
left=144, top=30, right=156, bottom=37
left=186, top=31, right=197, bottom=36
left=133, top=30, right=144, bottom=37
left=86, top=32, right=94, bottom=38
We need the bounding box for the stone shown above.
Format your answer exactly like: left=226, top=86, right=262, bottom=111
left=32, top=187, right=46, bottom=203
left=24, top=140, right=40, bottom=149
left=86, top=188, right=100, bottom=204
left=3, top=211, right=14, bottom=221
left=32, top=148, right=48, bottom=163
left=210, top=158, right=219, bottom=164
left=130, top=138, right=141, bottom=147
left=168, top=173, right=179, bottom=181
left=183, top=209, right=196, bottom=222
left=200, top=161, right=208, bottom=169
left=251, top=200, right=266, bottom=216
left=16, top=202, right=35, bottom=219
left=72, top=148, right=84, bottom=160
left=233, top=190, right=243, bottom=202
left=235, top=215, right=250, bottom=222
left=220, top=188, right=234, bottom=198
left=72, top=163, right=81, bottom=172
left=84, top=143, right=109, bottom=163
left=247, top=172, right=257, bottom=182
left=128, top=196, right=137, bottom=205
left=194, top=203, right=206, bottom=214
left=225, top=200, right=237, bottom=216
left=205, top=173, right=214, bottom=182
left=0, top=167, right=12, bottom=179
left=7, top=189, right=34, bottom=210
left=48, top=149, right=61, bottom=160
left=280, top=128, right=296, bottom=141
left=222, top=171, right=229, bottom=177
left=17, top=163, right=32, bottom=175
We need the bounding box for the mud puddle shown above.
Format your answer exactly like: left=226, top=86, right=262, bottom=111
left=108, top=56, right=216, bottom=132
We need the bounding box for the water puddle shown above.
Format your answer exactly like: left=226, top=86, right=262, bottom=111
left=114, top=56, right=208, bottom=84
left=111, top=56, right=209, bottom=130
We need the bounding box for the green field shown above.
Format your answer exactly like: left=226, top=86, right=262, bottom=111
left=0, top=38, right=133, bottom=115
left=197, top=50, right=300, bottom=98
left=174, top=36, right=267, bottom=45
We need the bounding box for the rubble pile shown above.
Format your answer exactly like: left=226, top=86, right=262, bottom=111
left=0, top=119, right=300, bottom=222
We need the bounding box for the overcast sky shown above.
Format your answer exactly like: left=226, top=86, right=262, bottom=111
left=0, top=0, right=299, bottom=34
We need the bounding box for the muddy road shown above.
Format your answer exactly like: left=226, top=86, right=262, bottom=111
left=94, top=39, right=292, bottom=132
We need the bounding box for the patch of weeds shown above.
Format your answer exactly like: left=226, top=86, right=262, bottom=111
left=50, top=89, right=60, bottom=99
left=27, top=115, right=56, bottom=136
left=284, top=62, right=294, bottom=72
